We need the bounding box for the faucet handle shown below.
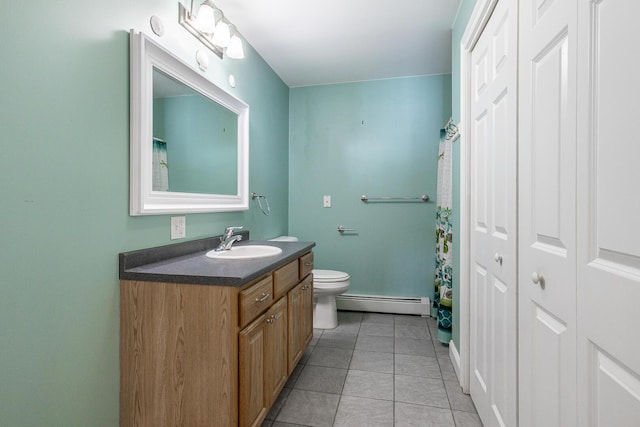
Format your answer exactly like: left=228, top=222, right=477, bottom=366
left=224, top=226, right=243, bottom=236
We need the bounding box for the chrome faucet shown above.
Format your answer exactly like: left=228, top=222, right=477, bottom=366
left=215, top=226, right=243, bottom=251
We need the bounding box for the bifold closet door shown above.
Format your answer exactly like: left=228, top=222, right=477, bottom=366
left=468, top=0, right=518, bottom=425
left=517, top=0, right=578, bottom=425
left=576, top=0, right=640, bottom=425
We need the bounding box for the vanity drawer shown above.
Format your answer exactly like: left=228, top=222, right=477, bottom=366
left=299, top=252, right=314, bottom=279
left=239, top=275, right=274, bottom=328
left=273, top=260, right=299, bottom=299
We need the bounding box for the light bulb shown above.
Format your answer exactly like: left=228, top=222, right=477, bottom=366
left=211, top=20, right=231, bottom=47
left=226, top=34, right=245, bottom=59
left=193, top=1, right=216, bottom=34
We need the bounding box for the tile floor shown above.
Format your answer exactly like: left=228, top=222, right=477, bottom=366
left=262, top=311, right=483, bottom=427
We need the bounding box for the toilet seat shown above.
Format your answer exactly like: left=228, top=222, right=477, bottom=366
left=313, top=269, right=350, bottom=281
left=312, top=270, right=350, bottom=291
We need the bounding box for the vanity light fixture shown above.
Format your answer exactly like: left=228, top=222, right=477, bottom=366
left=178, top=0, right=244, bottom=60
left=226, top=25, right=245, bottom=59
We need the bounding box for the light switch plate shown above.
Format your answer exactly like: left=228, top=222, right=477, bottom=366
left=171, top=216, right=186, bottom=239
left=323, top=195, right=331, bottom=208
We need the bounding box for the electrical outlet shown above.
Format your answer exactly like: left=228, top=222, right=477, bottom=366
left=171, top=216, right=186, bottom=239
left=323, top=195, right=331, bottom=208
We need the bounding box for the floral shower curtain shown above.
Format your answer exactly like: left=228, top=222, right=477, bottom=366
left=432, top=128, right=453, bottom=344
left=152, top=137, right=169, bottom=191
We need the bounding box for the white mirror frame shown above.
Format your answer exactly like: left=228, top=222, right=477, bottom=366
left=129, top=31, right=249, bottom=215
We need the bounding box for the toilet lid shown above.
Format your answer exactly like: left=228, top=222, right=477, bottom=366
left=313, top=269, right=350, bottom=282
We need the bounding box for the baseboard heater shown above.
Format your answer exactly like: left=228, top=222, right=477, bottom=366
left=336, top=294, right=430, bottom=316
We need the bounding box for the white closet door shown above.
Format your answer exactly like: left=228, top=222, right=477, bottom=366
left=517, top=0, right=578, bottom=425
left=469, top=0, right=518, bottom=425
left=577, top=1, right=640, bottom=425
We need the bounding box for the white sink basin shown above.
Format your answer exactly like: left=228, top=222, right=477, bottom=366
left=205, top=245, right=283, bottom=260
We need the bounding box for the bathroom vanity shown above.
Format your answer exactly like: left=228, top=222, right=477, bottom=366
left=119, top=235, right=314, bottom=427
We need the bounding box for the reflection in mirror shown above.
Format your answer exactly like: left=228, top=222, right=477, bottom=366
left=129, top=31, right=249, bottom=215
left=152, top=69, right=238, bottom=195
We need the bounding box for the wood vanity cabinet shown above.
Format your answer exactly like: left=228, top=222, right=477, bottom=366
left=120, top=251, right=313, bottom=427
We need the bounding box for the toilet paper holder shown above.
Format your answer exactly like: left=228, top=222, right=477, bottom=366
left=337, top=226, right=357, bottom=234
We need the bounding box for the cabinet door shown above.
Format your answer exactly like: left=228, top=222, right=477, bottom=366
left=301, top=275, right=313, bottom=349
left=264, top=297, right=288, bottom=408
left=287, top=282, right=304, bottom=374
left=287, top=275, right=313, bottom=374
left=239, top=314, right=268, bottom=427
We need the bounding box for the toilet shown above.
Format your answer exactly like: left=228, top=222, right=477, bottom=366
left=269, top=236, right=351, bottom=329
left=312, top=269, right=351, bottom=329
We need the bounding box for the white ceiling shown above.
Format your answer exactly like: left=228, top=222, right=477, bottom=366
left=213, top=0, right=462, bottom=87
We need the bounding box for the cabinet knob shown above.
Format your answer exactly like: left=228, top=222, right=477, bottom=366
left=305, top=262, right=313, bottom=267
left=255, top=293, right=270, bottom=302
left=531, top=272, right=544, bottom=285
left=494, top=253, right=503, bottom=264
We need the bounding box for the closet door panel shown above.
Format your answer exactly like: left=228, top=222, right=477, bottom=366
left=529, top=303, right=568, bottom=426
left=590, top=2, right=640, bottom=258
left=491, top=89, right=510, bottom=239
left=518, top=0, right=578, bottom=425
left=490, top=276, right=509, bottom=419
left=577, top=1, right=640, bottom=424
left=469, top=0, right=518, bottom=425
left=471, top=265, right=489, bottom=394
left=532, top=37, right=566, bottom=248
left=473, top=112, right=489, bottom=232
left=590, top=348, right=640, bottom=425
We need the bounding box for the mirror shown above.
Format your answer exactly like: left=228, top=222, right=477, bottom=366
left=130, top=31, right=249, bottom=215
left=152, top=69, right=238, bottom=195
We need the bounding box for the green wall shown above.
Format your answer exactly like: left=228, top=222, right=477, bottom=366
left=0, top=1, right=289, bottom=424
left=154, top=95, right=238, bottom=194
left=451, top=0, right=479, bottom=350
left=289, top=76, right=451, bottom=298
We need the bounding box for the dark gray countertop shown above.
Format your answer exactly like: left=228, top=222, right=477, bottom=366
left=119, top=234, right=315, bottom=287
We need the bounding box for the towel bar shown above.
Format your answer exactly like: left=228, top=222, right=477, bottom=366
left=360, top=195, right=429, bottom=203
